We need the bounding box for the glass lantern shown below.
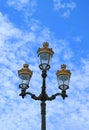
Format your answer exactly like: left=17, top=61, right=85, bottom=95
left=56, top=64, right=71, bottom=91
left=18, top=64, right=33, bottom=90
left=37, top=42, right=54, bottom=70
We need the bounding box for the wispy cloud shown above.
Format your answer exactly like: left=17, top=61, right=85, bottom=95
left=7, top=0, right=37, bottom=17
left=53, top=0, right=76, bottom=18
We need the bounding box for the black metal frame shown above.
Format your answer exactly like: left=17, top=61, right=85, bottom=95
left=19, top=65, right=68, bottom=130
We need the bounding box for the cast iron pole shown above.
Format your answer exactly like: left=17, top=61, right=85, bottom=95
left=41, top=70, right=47, bottom=130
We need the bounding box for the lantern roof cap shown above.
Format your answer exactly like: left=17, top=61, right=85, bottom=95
left=18, top=64, right=33, bottom=76
left=37, top=42, right=54, bottom=56
left=56, top=64, right=71, bottom=76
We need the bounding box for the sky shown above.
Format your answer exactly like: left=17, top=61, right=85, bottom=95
left=0, top=0, right=89, bottom=130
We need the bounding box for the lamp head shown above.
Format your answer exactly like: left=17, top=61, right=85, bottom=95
left=18, top=64, right=33, bottom=90
left=37, top=42, right=54, bottom=70
left=56, top=64, right=71, bottom=91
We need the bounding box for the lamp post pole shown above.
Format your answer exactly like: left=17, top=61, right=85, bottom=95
left=41, top=100, right=46, bottom=130
left=41, top=70, right=47, bottom=130
left=18, top=42, right=71, bottom=130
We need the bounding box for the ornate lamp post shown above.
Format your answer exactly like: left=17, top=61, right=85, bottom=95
left=18, top=42, right=71, bottom=130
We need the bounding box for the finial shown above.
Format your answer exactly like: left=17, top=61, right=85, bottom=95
left=43, top=42, right=49, bottom=48
left=61, top=64, right=66, bottom=70
left=23, top=64, right=29, bottom=68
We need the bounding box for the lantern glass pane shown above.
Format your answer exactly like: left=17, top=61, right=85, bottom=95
left=39, top=52, right=51, bottom=69
left=19, top=73, right=31, bottom=85
left=57, top=74, right=70, bottom=90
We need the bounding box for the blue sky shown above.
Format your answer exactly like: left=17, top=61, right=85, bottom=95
left=0, top=0, right=89, bottom=130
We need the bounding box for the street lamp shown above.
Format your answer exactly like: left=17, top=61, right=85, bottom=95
left=18, top=42, right=71, bottom=130
left=56, top=64, right=71, bottom=99
left=18, top=64, right=33, bottom=98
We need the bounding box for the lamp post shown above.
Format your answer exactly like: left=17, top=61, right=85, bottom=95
left=18, top=42, right=71, bottom=130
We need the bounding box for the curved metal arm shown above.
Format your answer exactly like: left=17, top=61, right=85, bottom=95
left=25, top=92, right=40, bottom=100
left=46, top=93, right=62, bottom=101
left=19, top=89, right=40, bottom=100
left=47, top=91, right=68, bottom=101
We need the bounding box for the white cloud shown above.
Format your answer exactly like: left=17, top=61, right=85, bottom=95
left=7, top=0, right=37, bottom=17
left=66, top=1, right=76, bottom=10
left=0, top=16, right=41, bottom=127
left=0, top=12, right=23, bottom=42
left=8, top=0, right=30, bottom=10
left=53, top=0, right=76, bottom=18
left=53, top=0, right=65, bottom=10
left=62, top=9, right=71, bottom=18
